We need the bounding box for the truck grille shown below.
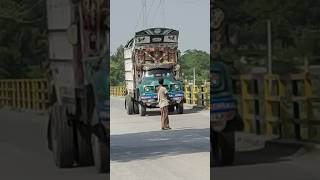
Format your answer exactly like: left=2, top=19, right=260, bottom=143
left=155, top=85, right=169, bottom=91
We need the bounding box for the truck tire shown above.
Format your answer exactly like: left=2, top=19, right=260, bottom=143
left=168, top=105, right=175, bottom=112
left=47, top=113, right=53, bottom=151
left=77, top=128, right=94, bottom=166
left=210, top=142, right=214, bottom=167
left=92, top=134, right=109, bottom=173
left=176, top=102, right=184, bottom=114
left=212, top=131, right=235, bottom=166
left=140, top=104, right=146, bottom=116
left=51, top=104, right=75, bottom=168
left=126, top=98, right=134, bottom=115
left=133, top=101, right=139, bottom=114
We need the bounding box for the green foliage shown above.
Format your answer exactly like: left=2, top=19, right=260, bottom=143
left=0, top=0, right=47, bottom=79
left=110, top=45, right=125, bottom=86
left=179, top=50, right=210, bottom=84
left=222, top=0, right=320, bottom=71
left=110, top=46, right=210, bottom=86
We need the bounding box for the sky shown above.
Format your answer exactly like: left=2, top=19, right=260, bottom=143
left=110, top=0, right=210, bottom=54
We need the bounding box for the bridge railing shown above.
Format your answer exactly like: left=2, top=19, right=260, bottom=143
left=184, top=84, right=210, bottom=107
left=0, top=79, right=210, bottom=111
left=110, top=86, right=126, bottom=96
left=0, top=79, right=48, bottom=111
left=110, top=84, right=210, bottom=107
left=232, top=73, right=320, bottom=143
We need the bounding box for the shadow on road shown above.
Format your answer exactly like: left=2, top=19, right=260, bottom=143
left=111, top=128, right=210, bottom=162
left=144, top=107, right=207, bottom=117
left=234, top=145, right=300, bottom=166
left=213, top=143, right=301, bottom=168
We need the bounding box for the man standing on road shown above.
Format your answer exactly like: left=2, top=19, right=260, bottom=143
left=158, top=78, right=171, bottom=130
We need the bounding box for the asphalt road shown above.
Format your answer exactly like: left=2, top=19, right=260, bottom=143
left=110, top=97, right=210, bottom=180
left=0, top=108, right=107, bottom=180
left=213, top=132, right=320, bottom=180
left=1, top=97, right=319, bottom=180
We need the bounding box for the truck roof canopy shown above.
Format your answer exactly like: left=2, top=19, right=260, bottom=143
left=135, top=28, right=179, bottom=36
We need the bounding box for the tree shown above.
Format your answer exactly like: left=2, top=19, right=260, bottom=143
left=110, top=46, right=210, bottom=86
left=179, top=50, right=210, bottom=84
left=220, top=0, right=320, bottom=73
left=0, top=0, right=47, bottom=78
left=110, top=45, right=125, bottom=86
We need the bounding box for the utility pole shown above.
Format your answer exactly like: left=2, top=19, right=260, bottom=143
left=267, top=20, right=272, bottom=75
left=302, top=30, right=309, bottom=73
left=162, top=0, right=166, bottom=27
left=193, top=68, right=196, bottom=85
left=267, top=20, right=273, bottom=97
left=142, top=0, right=147, bottom=28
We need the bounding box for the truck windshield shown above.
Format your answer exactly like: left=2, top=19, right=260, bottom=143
left=144, top=69, right=173, bottom=78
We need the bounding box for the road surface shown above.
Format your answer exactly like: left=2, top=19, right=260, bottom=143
left=1, top=97, right=319, bottom=180
left=110, top=97, right=210, bottom=180
left=0, top=107, right=107, bottom=180
left=213, top=132, right=320, bottom=180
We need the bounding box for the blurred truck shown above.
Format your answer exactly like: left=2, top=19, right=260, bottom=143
left=45, top=0, right=109, bottom=173
left=123, top=28, right=184, bottom=116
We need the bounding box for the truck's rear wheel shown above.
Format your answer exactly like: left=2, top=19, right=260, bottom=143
left=77, top=128, right=94, bottom=166
left=168, top=105, right=175, bottom=112
left=47, top=113, right=53, bottom=151
left=176, top=102, right=184, bottom=114
left=212, top=131, right=235, bottom=166
left=92, top=134, right=109, bottom=173
left=133, top=101, right=139, bottom=114
left=126, top=98, right=134, bottom=115
left=140, top=104, right=146, bottom=116
left=51, top=104, right=75, bottom=168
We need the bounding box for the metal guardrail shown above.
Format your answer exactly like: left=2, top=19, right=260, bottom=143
left=110, top=84, right=210, bottom=107
left=184, top=84, right=210, bottom=107
left=110, top=86, right=126, bottom=96
left=232, top=73, right=320, bottom=143
left=0, top=79, right=210, bottom=111
left=0, top=79, right=48, bottom=111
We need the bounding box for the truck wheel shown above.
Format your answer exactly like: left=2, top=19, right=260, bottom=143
left=133, top=101, right=139, bottom=114
left=51, top=104, right=75, bottom=168
left=77, top=129, right=94, bottom=166
left=168, top=105, right=175, bottom=112
left=212, top=131, right=235, bottom=166
left=47, top=112, right=53, bottom=150
left=176, top=102, right=184, bottom=114
left=140, top=104, right=146, bottom=116
left=92, top=134, right=109, bottom=173
left=210, top=141, right=214, bottom=167
left=126, top=98, right=134, bottom=115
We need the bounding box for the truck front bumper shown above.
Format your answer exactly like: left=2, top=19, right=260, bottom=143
left=140, top=92, right=184, bottom=107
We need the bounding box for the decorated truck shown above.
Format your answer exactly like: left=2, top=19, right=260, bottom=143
left=211, top=1, right=243, bottom=166
left=46, top=0, right=109, bottom=173
left=124, top=28, right=184, bottom=116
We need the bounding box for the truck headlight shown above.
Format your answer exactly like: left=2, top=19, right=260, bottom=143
left=144, top=86, right=150, bottom=92
left=174, top=84, right=180, bottom=90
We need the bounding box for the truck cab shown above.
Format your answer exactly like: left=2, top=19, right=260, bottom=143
left=138, top=68, right=184, bottom=113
